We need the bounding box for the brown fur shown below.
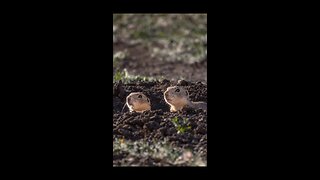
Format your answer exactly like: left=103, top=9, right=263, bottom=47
left=125, top=92, right=151, bottom=113
left=164, top=86, right=207, bottom=112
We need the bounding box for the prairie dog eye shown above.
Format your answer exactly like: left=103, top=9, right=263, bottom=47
left=138, top=95, right=142, bottom=98
left=175, top=88, right=180, bottom=92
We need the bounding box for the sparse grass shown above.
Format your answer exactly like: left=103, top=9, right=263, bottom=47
left=113, top=50, right=162, bottom=83
left=113, top=68, right=160, bottom=83
left=113, top=14, right=207, bottom=166
left=113, top=138, right=206, bottom=166
left=171, top=117, right=192, bottom=134
left=113, top=70, right=125, bottom=82
left=113, top=14, right=207, bottom=64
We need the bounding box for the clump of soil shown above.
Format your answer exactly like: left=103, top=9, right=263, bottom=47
left=113, top=80, right=207, bottom=166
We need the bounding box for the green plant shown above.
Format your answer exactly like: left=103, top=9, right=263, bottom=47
left=113, top=68, right=159, bottom=83
left=171, top=117, right=191, bottom=134
left=113, top=70, right=125, bottom=83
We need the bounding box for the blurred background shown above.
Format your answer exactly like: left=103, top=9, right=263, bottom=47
left=113, top=14, right=207, bottom=83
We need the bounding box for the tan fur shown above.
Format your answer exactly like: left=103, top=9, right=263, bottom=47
left=190, top=101, right=207, bottom=111
left=125, top=92, right=151, bottom=113
left=164, top=86, right=207, bottom=112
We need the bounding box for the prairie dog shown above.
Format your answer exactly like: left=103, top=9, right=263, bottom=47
left=164, top=86, right=207, bottom=112
left=124, top=92, right=151, bottom=113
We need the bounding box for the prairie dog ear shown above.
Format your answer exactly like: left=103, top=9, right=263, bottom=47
left=147, top=97, right=150, bottom=103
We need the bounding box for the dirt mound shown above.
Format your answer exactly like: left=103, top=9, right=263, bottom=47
left=113, top=80, right=207, bottom=166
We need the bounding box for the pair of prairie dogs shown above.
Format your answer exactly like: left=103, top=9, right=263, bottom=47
left=124, top=86, right=207, bottom=113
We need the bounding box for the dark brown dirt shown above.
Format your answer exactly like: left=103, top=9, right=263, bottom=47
left=113, top=14, right=207, bottom=166
left=113, top=80, right=207, bottom=166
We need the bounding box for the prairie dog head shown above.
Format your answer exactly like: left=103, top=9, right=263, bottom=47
left=164, top=86, right=190, bottom=112
left=125, top=92, right=151, bottom=113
